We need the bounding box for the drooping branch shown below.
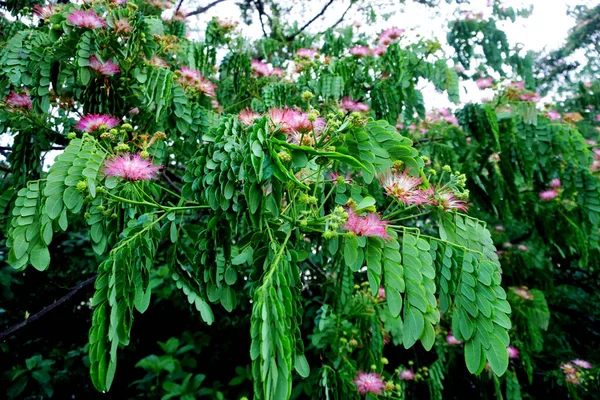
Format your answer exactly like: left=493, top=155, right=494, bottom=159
left=285, top=0, right=336, bottom=40
left=0, top=275, right=97, bottom=341
left=188, top=0, right=228, bottom=17
left=321, top=1, right=353, bottom=33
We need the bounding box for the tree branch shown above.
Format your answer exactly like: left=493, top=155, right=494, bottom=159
left=188, top=0, right=228, bottom=17
left=320, top=1, right=353, bottom=34
left=253, top=0, right=270, bottom=37
left=286, top=0, right=336, bottom=40
left=0, top=275, right=97, bottom=342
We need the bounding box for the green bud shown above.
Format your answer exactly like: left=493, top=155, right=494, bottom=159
left=428, top=169, right=437, bottom=176
left=96, top=205, right=106, bottom=211
left=76, top=180, right=87, bottom=192
left=301, top=91, right=314, bottom=102
left=100, top=132, right=114, bottom=141
left=140, top=150, right=150, bottom=159
left=109, top=128, right=118, bottom=135
left=277, top=150, right=292, bottom=162
left=370, top=364, right=377, bottom=371
left=382, top=357, right=389, bottom=365
left=442, top=165, right=452, bottom=173
left=84, top=212, right=91, bottom=219
left=122, top=123, right=133, bottom=131
left=111, top=213, right=118, bottom=219
left=67, top=132, right=77, bottom=140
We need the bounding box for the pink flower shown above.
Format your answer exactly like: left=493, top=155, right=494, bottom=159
left=6, top=91, right=32, bottom=109
left=399, top=369, right=415, bottom=380
left=76, top=114, right=120, bottom=132
left=455, top=63, right=465, bottom=74
left=430, top=189, right=468, bottom=212
left=176, top=67, right=215, bottom=97
left=111, top=0, right=127, bottom=4
left=350, top=46, right=371, bottom=57
left=67, top=10, right=106, bottom=29
left=103, top=153, right=161, bottom=181
left=539, top=189, right=558, bottom=201
left=353, top=372, right=385, bottom=395
left=147, top=0, right=172, bottom=10
left=584, top=81, right=593, bottom=88
left=507, top=346, right=519, bottom=359
left=149, top=55, right=169, bottom=68
left=270, top=67, right=285, bottom=77
left=495, top=225, right=504, bottom=231
left=344, top=209, right=389, bottom=239
left=508, top=81, right=525, bottom=91
left=511, top=286, right=534, bottom=300
left=129, top=107, right=139, bottom=115
left=251, top=60, right=271, bottom=77
left=373, top=46, right=387, bottom=56
left=519, top=92, right=541, bottom=102
left=444, top=115, right=459, bottom=126
left=517, top=245, right=528, bottom=251
left=377, top=287, right=386, bottom=301
left=396, top=123, right=405, bottom=130
left=33, top=5, right=55, bottom=20
left=379, top=170, right=428, bottom=206
left=378, top=27, right=404, bottom=45
left=239, top=109, right=261, bottom=126
left=89, top=56, right=120, bottom=76
left=341, top=97, right=369, bottom=112
left=112, top=18, right=133, bottom=34
left=330, top=172, right=352, bottom=185
left=572, top=359, right=592, bottom=369
left=215, top=17, right=238, bottom=30
left=476, top=77, right=494, bottom=90
left=296, top=48, right=316, bottom=59
left=446, top=332, right=463, bottom=345
left=549, top=178, right=561, bottom=188
left=546, top=110, right=561, bottom=122
left=596, top=114, right=600, bottom=122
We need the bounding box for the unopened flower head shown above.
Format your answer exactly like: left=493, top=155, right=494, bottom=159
left=67, top=10, right=106, bottom=29
left=103, top=153, right=161, bottom=181
left=353, top=372, right=385, bottom=395
left=76, top=114, right=120, bottom=133
left=6, top=91, right=32, bottom=109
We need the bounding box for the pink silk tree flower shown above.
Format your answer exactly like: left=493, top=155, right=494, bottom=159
left=546, top=110, right=561, bottom=122
left=507, top=346, right=519, bottom=359
left=476, top=77, right=494, bottom=89
left=549, top=178, right=561, bottom=188
left=103, top=153, right=161, bottom=181
left=572, top=359, right=592, bottom=369
left=341, top=97, right=369, bottom=112
left=251, top=60, right=271, bottom=77
left=112, top=18, right=133, bottom=34
left=176, top=67, right=216, bottom=97
left=33, top=5, right=56, bottom=20
left=215, top=17, right=238, bottom=31
left=296, top=48, right=317, bottom=59
left=379, top=170, right=427, bottom=206
left=76, top=114, right=120, bottom=132
left=455, top=63, right=466, bottom=74
left=149, top=55, right=170, bottom=68
left=431, top=189, right=468, bottom=212
left=539, top=189, right=558, bottom=201
left=353, top=372, right=385, bottom=395
left=67, top=10, right=106, bottom=29
left=446, top=332, right=463, bottom=345
left=511, top=286, right=534, bottom=300
left=377, top=286, right=386, bottom=301
left=508, top=81, right=525, bottom=91
left=519, top=92, right=541, bottom=102
left=6, top=91, right=32, bottom=109
left=399, top=369, right=415, bottom=380
left=373, top=46, right=387, bottom=56
left=239, top=109, right=261, bottom=126
left=89, top=56, right=120, bottom=76
left=349, top=46, right=371, bottom=57
left=344, top=209, right=389, bottom=239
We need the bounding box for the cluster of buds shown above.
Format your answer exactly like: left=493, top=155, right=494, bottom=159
left=323, top=206, right=349, bottom=238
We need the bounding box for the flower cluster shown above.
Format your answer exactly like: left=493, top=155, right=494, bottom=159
left=349, top=46, right=371, bottom=57
left=5, top=91, right=32, bottom=109
left=344, top=208, right=389, bottom=239
left=33, top=4, right=56, bottom=20
left=539, top=178, right=561, bottom=201
left=511, top=286, right=534, bottom=300
left=251, top=60, right=284, bottom=78
left=429, top=189, right=468, bottom=212
left=476, top=77, right=494, bottom=90
left=76, top=114, right=120, bottom=133
left=353, top=372, right=386, bottom=395
left=89, top=56, right=120, bottom=76
left=341, top=97, right=369, bottom=113
left=103, top=153, right=161, bottom=181
left=560, top=359, right=593, bottom=385
left=67, top=10, right=106, bottom=29
left=176, top=67, right=216, bottom=97
left=378, top=27, right=405, bottom=46
left=215, top=17, right=238, bottom=31
left=379, top=170, right=428, bottom=206
left=268, top=108, right=325, bottom=145
left=427, top=108, right=459, bottom=126
left=296, top=48, right=317, bottom=59
left=506, top=81, right=541, bottom=102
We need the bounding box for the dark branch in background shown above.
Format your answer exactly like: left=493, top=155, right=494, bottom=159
left=285, top=0, right=335, bottom=41
left=163, top=170, right=182, bottom=193
left=0, top=275, right=97, bottom=342
left=175, top=0, right=184, bottom=13
left=253, top=0, right=270, bottom=37
left=188, top=0, right=228, bottom=17
left=321, top=1, right=353, bottom=34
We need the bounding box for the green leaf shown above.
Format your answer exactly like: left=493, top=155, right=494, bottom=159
left=344, top=236, right=359, bottom=270
left=465, top=338, right=484, bottom=374
left=484, top=334, right=509, bottom=376
left=294, top=354, right=310, bottom=378
left=30, top=242, right=50, bottom=271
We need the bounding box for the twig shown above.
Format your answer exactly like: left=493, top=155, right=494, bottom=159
left=175, top=0, right=184, bottom=13
left=188, top=0, right=228, bottom=17
left=162, top=170, right=182, bottom=193
left=0, top=275, right=97, bottom=342
left=286, top=0, right=335, bottom=40
left=319, top=1, right=353, bottom=34
left=253, top=0, right=270, bottom=37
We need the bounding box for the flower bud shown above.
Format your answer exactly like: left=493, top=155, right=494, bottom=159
left=76, top=180, right=87, bottom=192
left=122, top=123, right=133, bottom=132
left=67, top=132, right=77, bottom=140
left=301, top=91, right=314, bottom=102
